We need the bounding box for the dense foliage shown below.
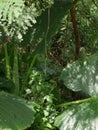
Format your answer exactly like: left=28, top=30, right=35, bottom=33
left=0, top=0, right=98, bottom=130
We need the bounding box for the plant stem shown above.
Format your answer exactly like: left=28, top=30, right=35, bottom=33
left=3, top=43, right=11, bottom=79
left=44, top=7, right=50, bottom=76
left=21, top=54, right=39, bottom=94
left=13, top=43, right=19, bottom=95
left=57, top=97, right=97, bottom=107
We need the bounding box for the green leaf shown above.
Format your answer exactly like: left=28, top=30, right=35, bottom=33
left=0, top=92, right=35, bottom=130
left=55, top=96, right=98, bottom=130
left=0, top=0, right=38, bottom=42
left=56, top=53, right=98, bottom=129
left=61, top=53, right=98, bottom=96
left=22, top=0, right=73, bottom=54
left=34, top=0, right=72, bottom=42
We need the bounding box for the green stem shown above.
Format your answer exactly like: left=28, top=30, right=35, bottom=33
left=44, top=7, right=50, bottom=76
left=57, top=97, right=95, bottom=107
left=21, top=54, right=39, bottom=93
left=3, top=43, right=11, bottom=79
left=13, top=43, right=19, bottom=95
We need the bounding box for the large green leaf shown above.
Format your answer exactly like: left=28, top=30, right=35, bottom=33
left=0, top=0, right=38, bottom=42
left=32, top=0, right=73, bottom=42
left=22, top=0, right=73, bottom=53
left=55, top=96, right=98, bottom=130
left=55, top=53, right=98, bottom=130
left=0, top=92, right=35, bottom=130
left=61, top=53, right=98, bottom=96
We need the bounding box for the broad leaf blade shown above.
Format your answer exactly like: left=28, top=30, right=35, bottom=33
left=0, top=92, right=35, bottom=130
left=55, top=96, right=98, bottom=130
left=33, top=0, right=73, bottom=43
left=0, top=0, right=38, bottom=42
left=22, top=0, right=73, bottom=54
left=61, top=53, right=98, bottom=96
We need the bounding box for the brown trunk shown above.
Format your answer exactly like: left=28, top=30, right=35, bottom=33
left=70, top=7, right=81, bottom=59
